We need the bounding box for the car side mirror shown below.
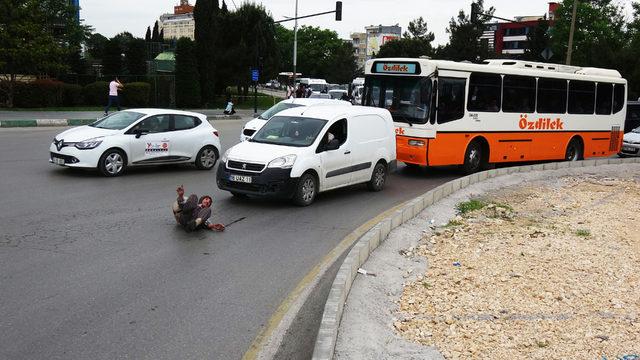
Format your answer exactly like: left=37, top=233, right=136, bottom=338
left=325, top=139, right=340, bottom=151
left=134, top=129, right=148, bottom=139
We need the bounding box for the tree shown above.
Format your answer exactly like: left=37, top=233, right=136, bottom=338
left=159, top=29, right=164, bottom=43
left=523, top=19, right=551, bottom=62
left=175, top=37, right=201, bottom=108
left=102, top=39, right=123, bottom=76
left=439, top=0, right=495, bottom=62
left=145, top=26, right=151, bottom=42
left=549, top=0, right=626, bottom=68
left=194, top=0, right=219, bottom=105
left=152, top=21, right=160, bottom=42
left=325, top=42, right=357, bottom=84
left=86, top=33, right=109, bottom=60
left=404, top=16, right=436, bottom=45
left=0, top=0, right=87, bottom=107
left=125, top=38, right=147, bottom=75
left=377, top=38, right=432, bottom=58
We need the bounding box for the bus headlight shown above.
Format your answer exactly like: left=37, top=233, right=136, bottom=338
left=408, top=140, right=425, bottom=147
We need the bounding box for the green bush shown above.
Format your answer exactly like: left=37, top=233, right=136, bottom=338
left=122, top=82, right=151, bottom=107
left=83, top=81, right=109, bottom=106
left=13, top=79, right=64, bottom=107
left=62, top=83, right=84, bottom=106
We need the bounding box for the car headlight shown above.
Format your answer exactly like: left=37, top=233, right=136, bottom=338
left=75, top=137, right=104, bottom=150
left=267, top=154, right=297, bottom=169
left=221, top=149, right=230, bottom=163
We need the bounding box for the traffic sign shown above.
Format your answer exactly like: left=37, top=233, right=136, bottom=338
left=251, top=69, right=259, bottom=82
left=541, top=48, right=553, bottom=61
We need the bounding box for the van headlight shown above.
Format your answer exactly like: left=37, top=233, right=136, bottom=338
left=267, top=154, right=297, bottom=169
left=75, top=137, right=104, bottom=149
left=221, top=149, right=230, bottom=163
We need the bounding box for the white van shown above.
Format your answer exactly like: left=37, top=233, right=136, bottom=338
left=217, top=106, right=397, bottom=206
left=299, top=78, right=328, bottom=94
left=240, top=98, right=351, bottom=142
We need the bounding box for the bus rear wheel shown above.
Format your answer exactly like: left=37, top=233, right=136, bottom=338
left=462, top=141, right=483, bottom=174
left=565, top=138, right=583, bottom=161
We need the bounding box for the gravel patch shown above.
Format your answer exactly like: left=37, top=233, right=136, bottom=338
left=335, top=164, right=640, bottom=360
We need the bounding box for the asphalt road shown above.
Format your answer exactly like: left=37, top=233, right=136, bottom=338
left=0, top=120, right=457, bottom=360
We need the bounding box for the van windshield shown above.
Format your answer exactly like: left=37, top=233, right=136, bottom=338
left=364, top=76, right=432, bottom=125
left=251, top=116, right=327, bottom=147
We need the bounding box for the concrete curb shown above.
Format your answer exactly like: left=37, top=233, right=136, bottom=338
left=0, top=115, right=244, bottom=128
left=310, top=158, right=640, bottom=360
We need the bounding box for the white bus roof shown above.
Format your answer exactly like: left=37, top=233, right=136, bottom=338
left=365, top=58, right=625, bottom=83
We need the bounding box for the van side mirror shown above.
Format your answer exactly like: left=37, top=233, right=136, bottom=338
left=325, top=139, right=340, bottom=151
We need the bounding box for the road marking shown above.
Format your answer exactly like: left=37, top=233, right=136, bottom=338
left=242, top=200, right=409, bottom=360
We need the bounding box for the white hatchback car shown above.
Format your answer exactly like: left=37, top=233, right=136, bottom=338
left=49, top=109, right=221, bottom=176
left=240, top=98, right=351, bottom=142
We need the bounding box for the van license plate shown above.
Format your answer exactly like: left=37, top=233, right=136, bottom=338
left=230, top=175, right=252, bottom=183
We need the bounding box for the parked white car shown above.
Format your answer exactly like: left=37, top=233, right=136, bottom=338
left=218, top=106, right=397, bottom=206
left=240, top=98, right=351, bottom=142
left=619, top=126, right=640, bottom=157
left=49, top=109, right=221, bottom=176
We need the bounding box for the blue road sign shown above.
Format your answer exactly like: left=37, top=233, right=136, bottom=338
left=251, top=69, right=259, bottom=82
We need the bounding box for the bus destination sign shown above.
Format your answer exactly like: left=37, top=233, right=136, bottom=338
left=375, top=62, right=418, bottom=74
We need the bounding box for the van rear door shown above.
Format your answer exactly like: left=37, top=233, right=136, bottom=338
left=349, top=114, right=386, bottom=183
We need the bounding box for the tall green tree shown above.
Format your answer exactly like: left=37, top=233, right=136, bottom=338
left=194, top=0, right=219, bottom=105
left=523, top=19, right=552, bottom=62
left=439, top=0, right=495, bottom=62
left=225, top=3, right=278, bottom=97
left=125, top=38, right=147, bottom=75
left=102, top=39, right=123, bottom=76
left=404, top=16, right=436, bottom=45
left=377, top=38, right=432, bottom=59
left=86, top=33, right=109, bottom=60
left=549, top=0, right=626, bottom=68
left=0, top=0, right=87, bottom=107
left=152, top=21, right=160, bottom=42
left=175, top=37, right=201, bottom=108
left=145, top=26, right=151, bottom=42
left=624, top=2, right=640, bottom=99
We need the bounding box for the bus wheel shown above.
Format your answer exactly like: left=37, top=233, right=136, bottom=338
left=462, top=141, right=483, bottom=174
left=565, top=138, right=583, bottom=161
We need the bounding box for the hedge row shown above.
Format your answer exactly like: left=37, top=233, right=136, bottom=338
left=3, top=80, right=151, bottom=108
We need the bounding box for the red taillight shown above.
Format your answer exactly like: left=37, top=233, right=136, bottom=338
left=213, top=130, right=219, bottom=137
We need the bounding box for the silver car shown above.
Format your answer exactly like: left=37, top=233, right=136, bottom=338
left=619, top=126, right=640, bottom=157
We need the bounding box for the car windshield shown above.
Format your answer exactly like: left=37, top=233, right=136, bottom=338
left=309, top=83, right=326, bottom=92
left=251, top=116, right=327, bottom=147
left=258, top=102, right=304, bottom=120
left=364, top=76, right=432, bottom=125
left=89, top=111, right=145, bottom=130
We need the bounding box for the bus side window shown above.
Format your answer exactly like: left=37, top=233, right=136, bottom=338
left=537, top=78, right=567, bottom=114
left=568, top=80, right=595, bottom=114
left=502, top=75, right=536, bottom=113
left=613, top=84, right=625, bottom=114
left=467, top=73, right=501, bottom=112
left=595, top=83, right=613, bottom=115
left=437, top=77, right=466, bottom=124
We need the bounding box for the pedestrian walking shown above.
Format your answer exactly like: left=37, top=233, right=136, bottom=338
left=104, top=77, right=124, bottom=116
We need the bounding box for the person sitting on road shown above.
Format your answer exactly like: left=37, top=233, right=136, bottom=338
left=172, top=185, right=225, bottom=232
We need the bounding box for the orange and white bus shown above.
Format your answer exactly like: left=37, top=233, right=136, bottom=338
left=363, top=58, right=626, bottom=173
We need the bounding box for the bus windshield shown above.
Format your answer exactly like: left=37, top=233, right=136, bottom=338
left=364, top=76, right=432, bottom=125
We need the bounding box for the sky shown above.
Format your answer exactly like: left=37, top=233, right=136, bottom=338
left=81, top=0, right=636, bottom=45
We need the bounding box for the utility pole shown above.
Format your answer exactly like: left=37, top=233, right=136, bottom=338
left=566, top=0, right=578, bottom=65
left=276, top=1, right=342, bottom=90
left=293, top=0, right=299, bottom=87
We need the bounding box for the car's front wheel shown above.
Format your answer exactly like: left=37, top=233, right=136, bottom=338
left=292, top=173, right=317, bottom=206
left=98, top=149, right=126, bottom=177
left=195, top=146, right=218, bottom=170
